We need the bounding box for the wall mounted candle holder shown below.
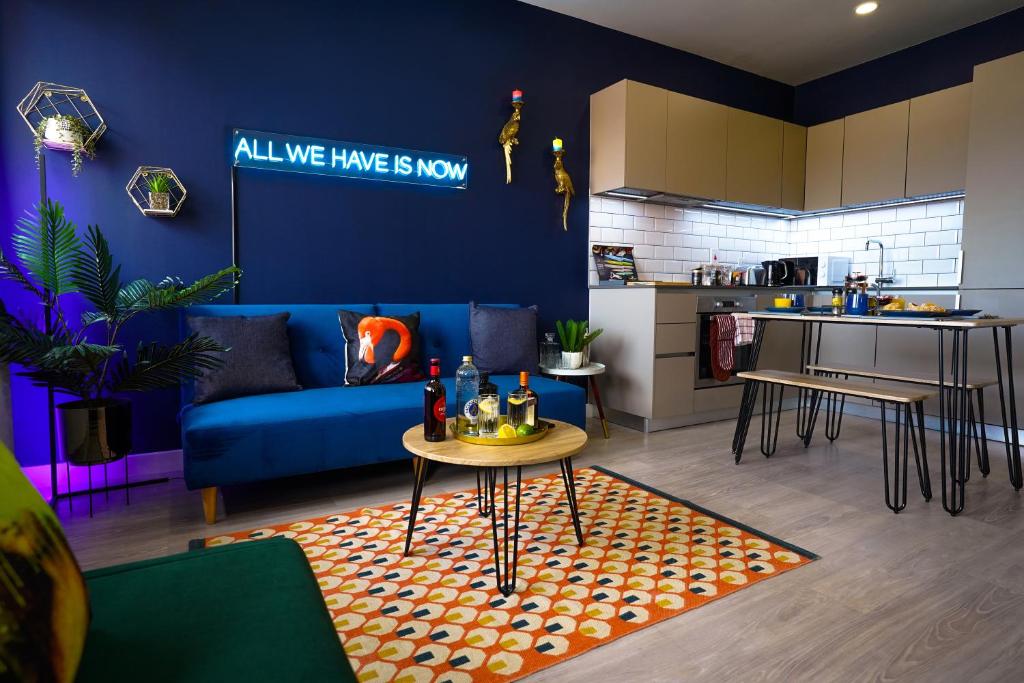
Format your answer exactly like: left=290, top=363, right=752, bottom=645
left=126, top=166, right=187, bottom=217
left=499, top=89, right=523, bottom=184
left=552, top=138, right=574, bottom=231
left=17, top=82, right=106, bottom=176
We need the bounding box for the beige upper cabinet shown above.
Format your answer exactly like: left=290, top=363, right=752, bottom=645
left=842, top=101, right=910, bottom=206
left=590, top=80, right=667, bottom=195
left=666, top=92, right=728, bottom=199
left=804, top=119, right=844, bottom=211
left=726, top=108, right=783, bottom=206
left=906, top=83, right=972, bottom=197
left=781, top=122, right=807, bottom=210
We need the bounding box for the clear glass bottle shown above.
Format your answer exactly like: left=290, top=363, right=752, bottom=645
left=539, top=332, right=561, bottom=369
left=507, top=371, right=539, bottom=430
left=455, top=355, right=480, bottom=435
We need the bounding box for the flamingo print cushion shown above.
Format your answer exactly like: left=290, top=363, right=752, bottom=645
left=338, top=310, right=425, bottom=385
left=187, top=312, right=303, bottom=404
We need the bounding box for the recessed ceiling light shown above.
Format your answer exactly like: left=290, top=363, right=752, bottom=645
left=855, top=1, right=878, bottom=15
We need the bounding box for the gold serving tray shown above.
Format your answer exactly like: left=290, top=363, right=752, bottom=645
left=450, top=418, right=555, bottom=446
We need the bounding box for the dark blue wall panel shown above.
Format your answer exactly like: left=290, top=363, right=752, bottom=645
left=0, top=0, right=791, bottom=466
left=794, top=7, right=1024, bottom=125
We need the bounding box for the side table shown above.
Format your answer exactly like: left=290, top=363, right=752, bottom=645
left=401, top=419, right=588, bottom=596
left=540, top=362, right=610, bottom=439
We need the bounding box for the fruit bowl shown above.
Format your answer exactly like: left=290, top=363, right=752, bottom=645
left=450, top=417, right=554, bottom=445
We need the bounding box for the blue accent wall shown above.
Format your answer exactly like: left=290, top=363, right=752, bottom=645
left=794, top=7, right=1024, bottom=126
left=0, top=0, right=792, bottom=466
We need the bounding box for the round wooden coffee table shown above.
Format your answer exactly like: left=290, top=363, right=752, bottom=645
left=401, top=418, right=588, bottom=596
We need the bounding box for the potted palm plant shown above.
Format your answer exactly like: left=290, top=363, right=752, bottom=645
left=0, top=201, right=240, bottom=465
left=34, top=115, right=95, bottom=177
left=555, top=319, right=603, bottom=370
left=145, top=172, right=172, bottom=212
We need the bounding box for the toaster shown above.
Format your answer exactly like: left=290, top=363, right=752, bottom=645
left=743, top=266, right=765, bottom=286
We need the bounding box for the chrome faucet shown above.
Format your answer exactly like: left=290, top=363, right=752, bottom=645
left=865, top=239, right=894, bottom=304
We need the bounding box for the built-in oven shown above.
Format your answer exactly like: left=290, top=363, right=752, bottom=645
left=695, top=295, right=757, bottom=388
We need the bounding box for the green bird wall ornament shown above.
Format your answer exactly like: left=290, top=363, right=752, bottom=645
left=552, top=138, right=574, bottom=231
left=499, top=90, right=523, bottom=184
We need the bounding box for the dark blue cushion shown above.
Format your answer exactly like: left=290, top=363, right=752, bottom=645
left=181, top=375, right=585, bottom=490
left=469, top=302, right=539, bottom=374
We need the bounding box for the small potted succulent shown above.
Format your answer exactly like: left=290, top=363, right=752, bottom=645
left=145, top=173, right=172, bottom=212
left=34, top=114, right=95, bottom=177
left=555, top=319, right=603, bottom=370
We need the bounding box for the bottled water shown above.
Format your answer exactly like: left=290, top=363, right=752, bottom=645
left=455, top=355, right=480, bottom=435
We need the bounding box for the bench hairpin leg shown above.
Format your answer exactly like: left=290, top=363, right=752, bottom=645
left=911, top=401, right=932, bottom=501
left=734, top=380, right=761, bottom=463
left=974, top=388, right=990, bottom=477
left=760, top=382, right=784, bottom=457
left=802, top=389, right=823, bottom=448
left=824, top=373, right=847, bottom=442
left=881, top=402, right=908, bottom=513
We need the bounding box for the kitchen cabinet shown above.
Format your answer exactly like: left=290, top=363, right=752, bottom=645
left=666, top=92, right=728, bottom=199
left=961, top=51, right=1024, bottom=290
left=726, top=108, right=783, bottom=207
left=781, top=122, right=807, bottom=210
left=906, top=83, right=972, bottom=197
left=590, top=80, right=667, bottom=195
left=842, top=101, right=910, bottom=206
left=804, top=119, right=844, bottom=211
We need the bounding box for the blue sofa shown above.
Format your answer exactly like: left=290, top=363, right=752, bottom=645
left=180, top=304, right=586, bottom=522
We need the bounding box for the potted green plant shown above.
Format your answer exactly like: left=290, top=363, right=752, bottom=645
left=555, top=319, right=603, bottom=370
left=145, top=172, right=172, bottom=212
left=34, top=115, right=95, bottom=177
left=0, top=200, right=240, bottom=465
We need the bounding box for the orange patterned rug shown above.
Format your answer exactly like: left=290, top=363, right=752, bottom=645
left=201, top=466, right=816, bottom=682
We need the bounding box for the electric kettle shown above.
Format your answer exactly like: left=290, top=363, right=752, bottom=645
left=761, top=260, right=789, bottom=287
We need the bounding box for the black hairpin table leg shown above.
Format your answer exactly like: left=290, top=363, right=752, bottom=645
left=559, top=457, right=584, bottom=544
left=489, top=465, right=523, bottom=597
left=403, top=455, right=428, bottom=556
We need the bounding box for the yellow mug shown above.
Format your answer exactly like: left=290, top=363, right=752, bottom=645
left=773, top=297, right=792, bottom=308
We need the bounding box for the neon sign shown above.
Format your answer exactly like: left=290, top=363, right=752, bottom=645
left=231, top=128, right=468, bottom=189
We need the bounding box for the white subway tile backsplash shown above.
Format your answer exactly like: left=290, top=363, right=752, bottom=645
left=601, top=198, right=624, bottom=214
left=634, top=216, right=655, bottom=230
left=910, top=217, right=941, bottom=233
left=612, top=214, right=634, bottom=230
left=906, top=274, right=939, bottom=286
left=926, top=200, right=960, bottom=217
left=908, top=246, right=940, bottom=260
left=922, top=259, right=956, bottom=274
left=869, top=208, right=898, bottom=224
left=588, top=195, right=963, bottom=289
left=894, top=232, right=925, bottom=248
left=896, top=204, right=927, bottom=221
left=925, top=231, right=957, bottom=245
left=941, top=214, right=963, bottom=230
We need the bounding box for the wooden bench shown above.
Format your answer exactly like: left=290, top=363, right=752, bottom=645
left=807, top=363, right=993, bottom=478
left=733, top=369, right=938, bottom=513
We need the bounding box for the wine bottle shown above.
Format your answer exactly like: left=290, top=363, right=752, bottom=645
left=424, top=358, right=446, bottom=441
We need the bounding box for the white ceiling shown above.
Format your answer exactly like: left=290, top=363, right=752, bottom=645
left=520, top=0, right=1024, bottom=84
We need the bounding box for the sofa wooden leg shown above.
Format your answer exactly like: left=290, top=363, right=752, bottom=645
left=201, top=487, right=218, bottom=524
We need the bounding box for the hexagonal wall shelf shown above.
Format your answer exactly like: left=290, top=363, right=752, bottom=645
left=17, top=81, right=107, bottom=151
left=126, top=166, right=187, bottom=217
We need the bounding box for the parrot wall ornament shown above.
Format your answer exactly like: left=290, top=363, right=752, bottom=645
left=552, top=138, right=574, bottom=231
left=499, top=90, right=523, bottom=184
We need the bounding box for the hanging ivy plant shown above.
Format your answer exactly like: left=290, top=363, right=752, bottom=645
left=34, top=114, right=96, bottom=177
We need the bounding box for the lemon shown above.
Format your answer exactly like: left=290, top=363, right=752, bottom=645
left=507, top=396, right=527, bottom=406
left=479, top=396, right=499, bottom=413
left=498, top=424, right=518, bottom=439
left=516, top=423, right=535, bottom=437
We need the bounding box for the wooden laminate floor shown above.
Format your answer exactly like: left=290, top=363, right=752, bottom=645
left=60, top=413, right=1024, bottom=682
